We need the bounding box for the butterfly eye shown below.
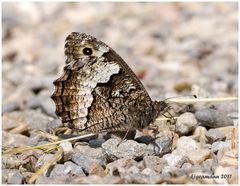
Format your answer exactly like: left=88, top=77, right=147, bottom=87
left=82, top=47, right=93, bottom=56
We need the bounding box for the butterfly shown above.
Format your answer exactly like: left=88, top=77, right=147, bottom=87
left=51, top=32, right=167, bottom=134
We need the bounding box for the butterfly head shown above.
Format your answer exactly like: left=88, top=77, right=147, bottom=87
left=64, top=32, right=109, bottom=64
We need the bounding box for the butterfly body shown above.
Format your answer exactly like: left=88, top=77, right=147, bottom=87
left=51, top=32, right=165, bottom=133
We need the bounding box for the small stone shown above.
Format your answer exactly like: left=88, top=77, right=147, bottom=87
left=176, top=112, right=198, bottom=135
left=2, top=130, right=30, bottom=147
left=161, top=166, right=183, bottom=177
left=7, top=170, right=24, bottom=184
left=88, top=162, right=106, bottom=177
left=35, top=154, right=55, bottom=170
left=102, top=139, right=149, bottom=161
left=218, top=149, right=238, bottom=167
left=201, top=158, right=216, bottom=174
left=35, top=176, right=52, bottom=184
left=181, top=162, right=192, bottom=170
left=59, top=142, right=73, bottom=161
left=23, top=75, right=54, bottom=92
left=126, top=165, right=140, bottom=174
left=228, top=168, right=238, bottom=184
left=121, top=172, right=164, bottom=184
left=72, top=175, right=121, bottom=184
left=89, top=139, right=106, bottom=148
left=163, top=153, right=188, bottom=167
left=211, top=141, right=230, bottom=153
left=4, top=85, right=34, bottom=107
left=153, top=135, right=172, bottom=157
left=191, top=126, right=207, bottom=144
left=73, top=144, right=105, bottom=165
left=190, top=164, right=204, bottom=173
left=35, top=175, right=70, bottom=184
left=27, top=93, right=55, bottom=117
left=190, top=172, right=216, bottom=184
left=64, top=161, right=86, bottom=177
left=50, top=162, right=85, bottom=178
left=71, top=153, right=103, bottom=173
left=187, top=149, right=211, bottom=164
left=195, top=108, right=233, bottom=128
left=176, top=136, right=200, bottom=155
left=2, top=102, right=20, bottom=114
left=143, top=156, right=167, bottom=173
left=217, top=126, right=236, bottom=140
left=205, top=129, right=226, bottom=144
left=135, top=135, right=154, bottom=145
left=214, top=166, right=237, bottom=184
left=141, top=167, right=160, bottom=176
left=46, top=119, right=63, bottom=131
left=105, top=158, right=138, bottom=176
left=49, top=164, right=65, bottom=177
left=2, top=110, right=52, bottom=132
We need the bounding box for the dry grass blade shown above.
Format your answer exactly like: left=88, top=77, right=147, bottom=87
left=9, top=123, right=28, bottom=134
left=2, top=133, right=96, bottom=155
left=156, top=116, right=179, bottom=121
left=167, top=97, right=237, bottom=103
left=36, top=130, right=59, bottom=141
left=231, top=128, right=236, bottom=150
left=28, top=147, right=63, bottom=184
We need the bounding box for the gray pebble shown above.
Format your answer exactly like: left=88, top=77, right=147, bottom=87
left=143, top=156, right=167, bottom=173
left=141, top=167, right=160, bottom=177
left=201, top=158, right=216, bottom=174
left=2, top=102, right=19, bottom=114
left=120, top=172, right=164, bottom=184
left=175, top=136, right=200, bottom=155
left=35, top=154, right=55, bottom=170
left=163, top=153, right=188, bottom=167
left=2, top=130, right=30, bottom=147
left=102, top=139, right=150, bottom=161
left=71, top=175, right=121, bottom=184
left=89, top=139, right=106, bottom=148
left=211, top=141, right=230, bottom=153
left=2, top=109, right=52, bottom=131
left=153, top=136, right=172, bottom=157
left=161, top=166, right=184, bottom=177
left=190, top=164, right=204, bottom=173
left=27, top=94, right=55, bottom=117
left=64, top=161, right=86, bottom=176
left=74, top=144, right=104, bottom=160
left=50, top=162, right=85, bottom=178
left=7, top=170, right=24, bottom=184
left=205, top=129, right=226, bottom=144
left=59, top=142, right=74, bottom=161
left=46, top=119, right=63, bottom=131
left=105, top=158, right=138, bottom=176
left=71, top=153, right=103, bottom=173
left=181, top=162, right=192, bottom=170
left=135, top=135, right=154, bottom=145
left=35, top=175, right=70, bottom=184
left=195, top=108, right=233, bottom=128
left=23, top=75, right=54, bottom=92
left=176, top=112, right=198, bottom=135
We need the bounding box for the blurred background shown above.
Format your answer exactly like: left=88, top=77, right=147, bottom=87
left=2, top=2, right=238, bottom=117
left=1, top=2, right=238, bottom=184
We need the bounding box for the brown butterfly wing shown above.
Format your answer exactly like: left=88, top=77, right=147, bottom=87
left=51, top=33, right=160, bottom=133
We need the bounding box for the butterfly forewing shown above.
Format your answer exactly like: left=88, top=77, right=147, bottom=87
left=51, top=32, right=163, bottom=133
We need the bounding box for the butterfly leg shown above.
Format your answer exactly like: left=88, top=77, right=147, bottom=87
left=148, top=125, right=161, bottom=154
left=116, top=129, right=130, bottom=147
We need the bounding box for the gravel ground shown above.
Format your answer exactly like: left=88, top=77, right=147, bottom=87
left=2, top=2, right=238, bottom=184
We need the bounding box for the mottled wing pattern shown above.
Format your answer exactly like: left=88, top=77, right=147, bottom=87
left=51, top=32, right=163, bottom=133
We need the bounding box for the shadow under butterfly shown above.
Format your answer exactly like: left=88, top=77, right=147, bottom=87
left=51, top=32, right=187, bottom=154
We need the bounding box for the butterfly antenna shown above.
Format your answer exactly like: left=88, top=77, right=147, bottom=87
left=164, top=94, right=197, bottom=103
